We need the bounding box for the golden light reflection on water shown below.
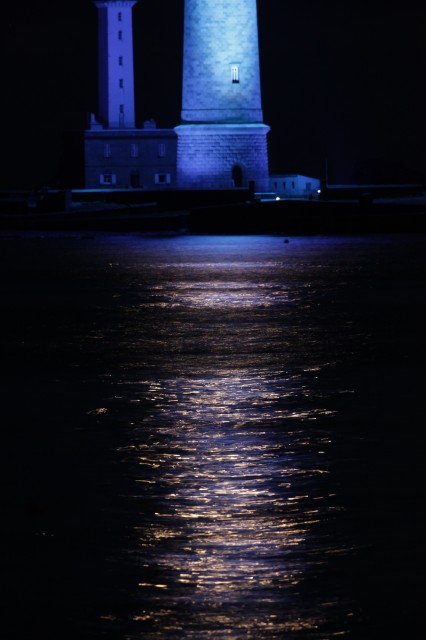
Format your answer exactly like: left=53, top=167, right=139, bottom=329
left=119, top=371, right=340, bottom=637
left=150, top=279, right=291, bottom=309
left=101, top=241, right=359, bottom=637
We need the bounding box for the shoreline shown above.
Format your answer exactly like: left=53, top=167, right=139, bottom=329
left=1, top=194, right=426, bottom=235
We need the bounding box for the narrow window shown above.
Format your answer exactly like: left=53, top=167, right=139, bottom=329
left=158, top=143, right=166, bottom=157
left=119, top=104, right=124, bottom=114
left=130, top=143, right=139, bottom=158
left=118, top=30, right=122, bottom=40
left=119, top=56, right=123, bottom=66
left=231, top=65, right=239, bottom=83
left=119, top=79, right=124, bottom=88
left=104, top=143, right=111, bottom=158
left=118, top=12, right=122, bottom=22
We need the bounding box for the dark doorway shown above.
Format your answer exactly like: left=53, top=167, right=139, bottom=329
left=130, top=172, right=140, bottom=188
left=232, top=164, right=243, bottom=188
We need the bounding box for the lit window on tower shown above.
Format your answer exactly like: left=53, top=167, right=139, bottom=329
left=231, top=65, right=239, bottom=83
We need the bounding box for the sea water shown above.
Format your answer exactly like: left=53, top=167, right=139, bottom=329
left=1, top=232, right=425, bottom=639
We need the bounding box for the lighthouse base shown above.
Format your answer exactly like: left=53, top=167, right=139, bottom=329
left=175, top=123, right=270, bottom=191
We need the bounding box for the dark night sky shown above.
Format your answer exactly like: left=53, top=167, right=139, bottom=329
left=1, top=0, right=425, bottom=188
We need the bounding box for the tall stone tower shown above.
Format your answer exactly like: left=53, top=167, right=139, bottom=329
left=94, top=0, right=137, bottom=129
left=175, top=0, right=270, bottom=190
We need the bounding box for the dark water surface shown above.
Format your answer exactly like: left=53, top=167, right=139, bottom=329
left=1, top=232, right=425, bottom=639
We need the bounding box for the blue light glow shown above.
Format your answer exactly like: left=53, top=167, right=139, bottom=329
left=176, top=0, right=270, bottom=190
left=181, top=0, right=264, bottom=124
left=94, top=0, right=137, bottom=129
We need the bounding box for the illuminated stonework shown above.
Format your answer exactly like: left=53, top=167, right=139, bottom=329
left=85, top=0, right=270, bottom=191
left=176, top=124, right=269, bottom=190
left=176, top=0, right=270, bottom=190
left=94, top=0, right=138, bottom=129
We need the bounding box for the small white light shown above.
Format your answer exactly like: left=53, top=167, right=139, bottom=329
left=275, top=196, right=280, bottom=201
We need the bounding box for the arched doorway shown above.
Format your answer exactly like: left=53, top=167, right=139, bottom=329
left=232, top=164, right=243, bottom=188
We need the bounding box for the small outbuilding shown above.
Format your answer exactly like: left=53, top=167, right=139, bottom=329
left=270, top=174, right=321, bottom=199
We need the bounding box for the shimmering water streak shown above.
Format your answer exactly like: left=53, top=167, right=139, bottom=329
left=3, top=233, right=425, bottom=640
left=84, top=235, right=378, bottom=638
left=123, top=371, right=342, bottom=638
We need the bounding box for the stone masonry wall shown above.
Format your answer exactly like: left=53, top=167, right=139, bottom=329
left=176, top=124, right=270, bottom=190
left=181, top=0, right=263, bottom=123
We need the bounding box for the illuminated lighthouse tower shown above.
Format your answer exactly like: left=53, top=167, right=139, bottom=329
left=94, top=0, right=137, bottom=128
left=175, top=0, right=270, bottom=190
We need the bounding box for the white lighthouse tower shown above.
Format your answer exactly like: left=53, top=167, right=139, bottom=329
left=94, top=0, right=137, bottom=129
left=175, top=0, right=270, bottom=190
